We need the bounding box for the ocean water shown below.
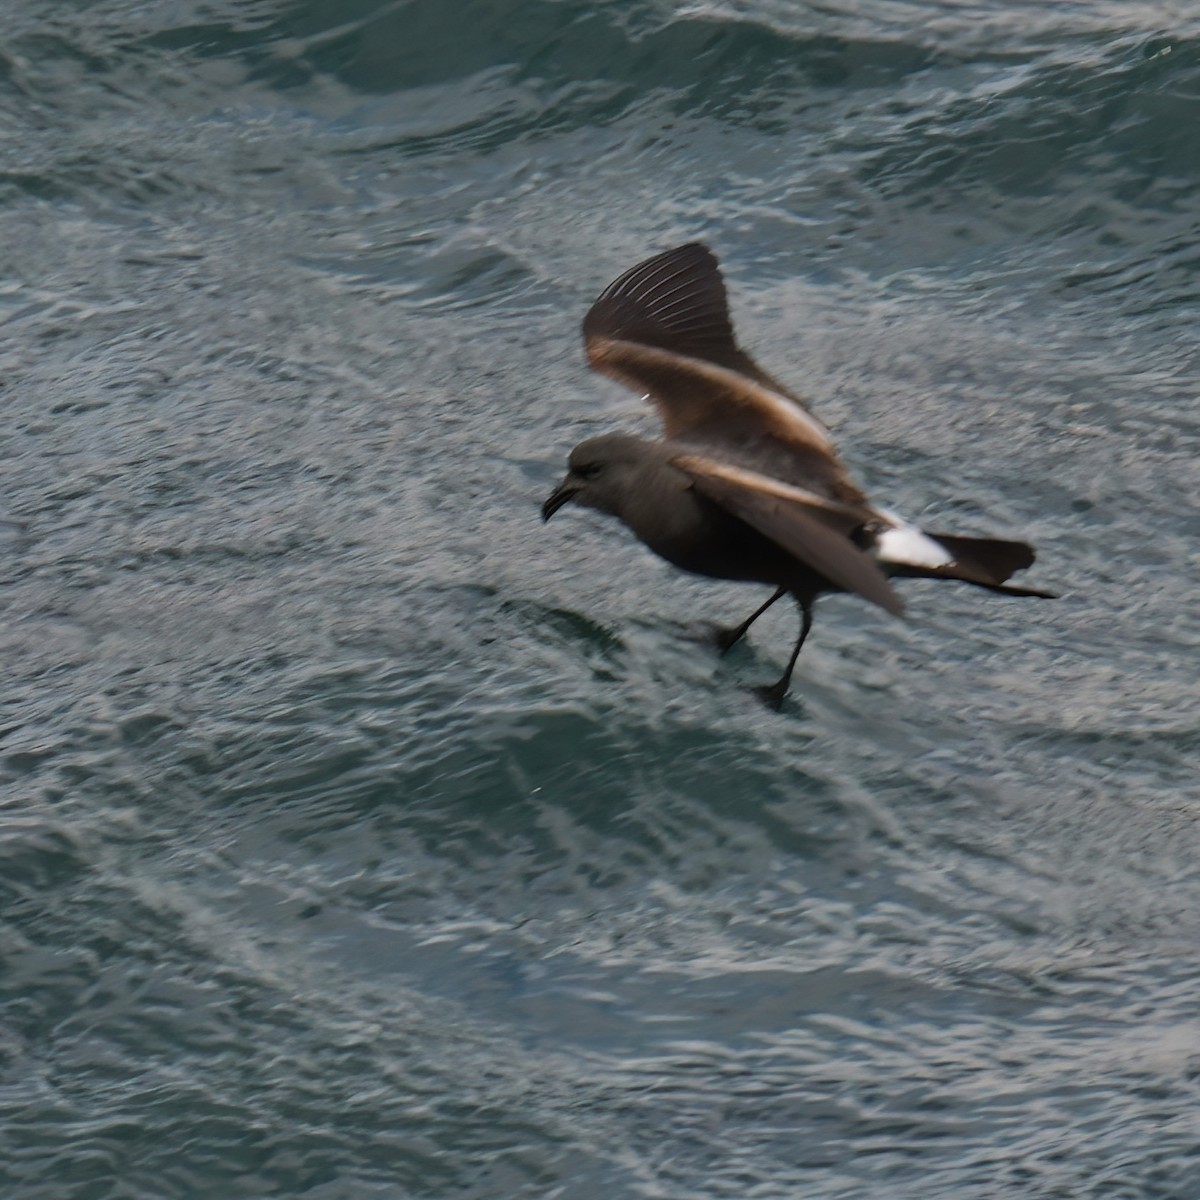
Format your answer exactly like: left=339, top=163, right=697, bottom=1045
left=2, top=1, right=1198, bottom=1195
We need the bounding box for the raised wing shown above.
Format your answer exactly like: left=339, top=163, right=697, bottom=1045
left=583, top=243, right=748, bottom=372
left=583, top=244, right=835, bottom=456
left=673, top=455, right=903, bottom=616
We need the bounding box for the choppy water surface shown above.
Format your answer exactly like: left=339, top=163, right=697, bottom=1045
left=2, top=1, right=1198, bottom=1195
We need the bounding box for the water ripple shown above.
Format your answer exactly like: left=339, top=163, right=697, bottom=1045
left=2, top=0, right=1199, bottom=1196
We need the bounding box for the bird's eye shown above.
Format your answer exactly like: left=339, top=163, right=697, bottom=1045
left=578, top=462, right=603, bottom=480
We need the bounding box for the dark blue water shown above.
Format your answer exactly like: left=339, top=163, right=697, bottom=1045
left=2, top=2, right=1198, bottom=1196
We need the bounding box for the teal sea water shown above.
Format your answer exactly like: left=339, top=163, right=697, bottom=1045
left=2, top=1, right=1199, bottom=1195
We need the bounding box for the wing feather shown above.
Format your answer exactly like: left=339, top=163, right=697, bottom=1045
left=674, top=455, right=903, bottom=616
left=582, top=243, right=827, bottom=428
left=589, top=336, right=836, bottom=456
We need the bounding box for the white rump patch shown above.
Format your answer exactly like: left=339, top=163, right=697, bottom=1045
left=873, top=509, right=954, bottom=569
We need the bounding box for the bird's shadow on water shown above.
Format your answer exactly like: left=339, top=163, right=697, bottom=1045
left=504, top=594, right=806, bottom=713
left=499, top=596, right=625, bottom=655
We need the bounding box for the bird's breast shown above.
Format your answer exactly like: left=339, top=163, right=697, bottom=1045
left=618, top=467, right=801, bottom=585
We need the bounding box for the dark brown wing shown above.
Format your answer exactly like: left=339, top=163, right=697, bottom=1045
left=583, top=244, right=835, bottom=453
left=582, top=243, right=748, bottom=372
left=674, top=455, right=903, bottom=616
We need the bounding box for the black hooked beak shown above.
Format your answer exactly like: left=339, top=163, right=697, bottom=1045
left=541, top=476, right=579, bottom=522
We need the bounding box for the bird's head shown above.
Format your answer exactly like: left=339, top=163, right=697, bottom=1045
left=541, top=433, right=657, bottom=522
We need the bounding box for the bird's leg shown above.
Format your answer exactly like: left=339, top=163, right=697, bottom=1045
left=755, top=598, right=813, bottom=711
left=714, top=585, right=787, bottom=654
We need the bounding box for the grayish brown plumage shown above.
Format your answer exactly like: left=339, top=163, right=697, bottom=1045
left=543, top=243, right=1055, bottom=707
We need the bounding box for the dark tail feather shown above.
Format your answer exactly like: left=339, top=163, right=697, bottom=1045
left=928, top=534, right=1035, bottom=583
left=962, top=579, right=1059, bottom=598
left=892, top=534, right=1058, bottom=598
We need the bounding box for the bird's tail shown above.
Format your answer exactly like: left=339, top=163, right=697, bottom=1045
left=890, top=533, right=1058, bottom=598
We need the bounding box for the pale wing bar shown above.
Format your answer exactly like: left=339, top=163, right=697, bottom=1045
left=671, top=456, right=867, bottom=519
left=588, top=336, right=836, bottom=455
left=583, top=242, right=831, bottom=422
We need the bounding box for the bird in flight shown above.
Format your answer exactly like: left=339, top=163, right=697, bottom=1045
left=542, top=243, right=1055, bottom=708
